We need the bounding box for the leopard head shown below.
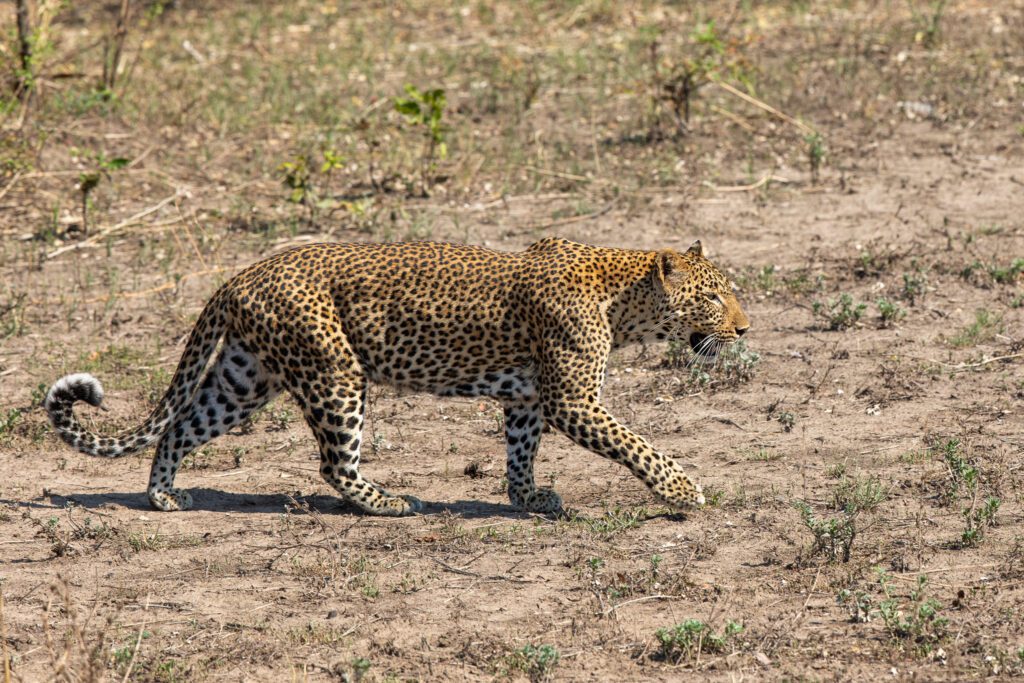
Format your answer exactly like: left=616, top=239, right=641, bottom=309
left=654, top=241, right=750, bottom=359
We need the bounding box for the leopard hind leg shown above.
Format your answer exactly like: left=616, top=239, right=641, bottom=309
left=148, top=336, right=281, bottom=511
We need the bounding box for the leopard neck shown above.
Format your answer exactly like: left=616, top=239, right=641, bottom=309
left=606, top=252, right=669, bottom=349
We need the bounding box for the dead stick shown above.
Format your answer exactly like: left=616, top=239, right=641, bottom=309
left=15, top=0, right=32, bottom=100
left=119, top=594, right=149, bottom=683
left=712, top=80, right=815, bottom=136
left=46, top=191, right=182, bottom=259
left=0, top=584, right=10, bottom=683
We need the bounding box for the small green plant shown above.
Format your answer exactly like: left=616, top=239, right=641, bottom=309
left=794, top=500, right=856, bottom=563
left=350, top=657, right=372, bottom=682
left=569, top=506, right=648, bottom=535
left=655, top=619, right=743, bottom=663
left=949, top=309, right=1003, bottom=347
left=936, top=438, right=976, bottom=504
left=749, top=264, right=777, bottom=292
left=960, top=496, right=1000, bottom=548
left=876, top=572, right=948, bottom=651
left=832, top=475, right=888, bottom=513
left=0, top=290, right=27, bottom=339
left=76, top=152, right=129, bottom=237
left=646, top=20, right=753, bottom=139
left=813, top=293, right=867, bottom=330
left=394, top=85, right=449, bottom=193
left=826, top=462, right=847, bottom=479
left=278, top=154, right=313, bottom=205
left=910, top=0, right=950, bottom=48
left=805, top=132, right=825, bottom=184
left=701, top=484, right=726, bottom=507
left=989, top=258, right=1024, bottom=284
left=776, top=411, right=795, bottom=432
left=876, top=298, right=906, bottom=327
left=837, top=588, right=874, bottom=623
left=0, top=408, right=22, bottom=442
left=931, top=438, right=1000, bottom=547
left=901, top=271, right=927, bottom=304
left=514, top=644, right=560, bottom=682
left=667, top=339, right=760, bottom=390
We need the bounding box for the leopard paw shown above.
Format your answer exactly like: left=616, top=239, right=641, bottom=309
left=522, top=487, right=563, bottom=514
left=148, top=488, right=193, bottom=511
left=651, top=470, right=705, bottom=508
left=359, top=493, right=422, bottom=517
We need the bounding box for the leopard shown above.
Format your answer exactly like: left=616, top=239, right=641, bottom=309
left=46, top=237, right=750, bottom=516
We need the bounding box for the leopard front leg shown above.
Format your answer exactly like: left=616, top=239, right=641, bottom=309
left=546, top=400, right=705, bottom=509
left=503, top=400, right=562, bottom=514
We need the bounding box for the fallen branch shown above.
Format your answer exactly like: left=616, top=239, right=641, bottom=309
left=119, top=595, right=149, bottom=683
left=508, top=201, right=615, bottom=236
left=912, top=353, right=1023, bottom=372
left=712, top=79, right=815, bottom=136
left=702, top=173, right=789, bottom=192
left=603, top=594, right=677, bottom=616
left=1, top=584, right=10, bottom=683
left=46, top=191, right=184, bottom=260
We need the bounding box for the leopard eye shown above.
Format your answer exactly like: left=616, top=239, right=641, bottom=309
left=705, top=292, right=724, bottom=306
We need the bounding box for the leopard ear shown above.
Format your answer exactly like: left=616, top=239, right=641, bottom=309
left=654, top=249, right=682, bottom=286
left=686, top=240, right=704, bottom=257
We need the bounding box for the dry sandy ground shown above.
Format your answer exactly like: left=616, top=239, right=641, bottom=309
left=1, top=2, right=1023, bottom=681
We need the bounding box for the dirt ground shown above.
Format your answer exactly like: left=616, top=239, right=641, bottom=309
left=1, top=2, right=1023, bottom=681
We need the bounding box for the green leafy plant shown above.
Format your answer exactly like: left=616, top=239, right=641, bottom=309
left=646, top=20, right=753, bottom=139
left=511, top=644, right=560, bottom=683
left=910, top=0, right=949, bottom=48
left=0, top=408, right=23, bottom=443
left=961, top=496, right=1000, bottom=547
left=667, top=339, right=760, bottom=391
left=76, top=152, right=129, bottom=237
left=876, top=572, right=948, bottom=650
left=988, top=258, right=1024, bottom=284
left=276, top=148, right=346, bottom=224
left=812, top=293, right=867, bottom=330
left=831, top=474, right=888, bottom=513
left=655, top=619, right=743, bottom=663
left=876, top=298, right=905, bottom=327
left=901, top=271, right=927, bottom=304
left=794, top=500, right=856, bottom=563
left=837, top=588, right=874, bottom=623
left=936, top=438, right=976, bottom=504
left=394, top=84, right=449, bottom=193
left=949, top=308, right=1002, bottom=347
left=805, top=132, right=826, bottom=184
left=776, top=411, right=795, bottom=432
left=931, top=438, right=1000, bottom=548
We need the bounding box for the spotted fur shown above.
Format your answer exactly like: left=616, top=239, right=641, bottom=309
left=46, top=238, right=750, bottom=515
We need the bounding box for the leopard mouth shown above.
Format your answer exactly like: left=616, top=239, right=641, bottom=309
left=688, top=332, right=717, bottom=358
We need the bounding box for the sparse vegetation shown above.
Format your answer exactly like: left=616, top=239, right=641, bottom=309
left=654, top=619, right=744, bottom=663
left=0, top=2, right=1021, bottom=680
left=949, top=309, right=1003, bottom=347
left=876, top=298, right=905, bottom=327
left=509, top=644, right=560, bottom=683
left=793, top=500, right=857, bottom=564
left=839, top=572, right=949, bottom=654
left=813, top=293, right=867, bottom=330
left=667, top=338, right=760, bottom=391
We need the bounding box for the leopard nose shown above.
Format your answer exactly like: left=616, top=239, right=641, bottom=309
left=736, top=325, right=749, bottom=337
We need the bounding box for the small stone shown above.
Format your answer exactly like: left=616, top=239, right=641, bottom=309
left=755, top=652, right=771, bottom=667
left=327, top=610, right=338, bottom=619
